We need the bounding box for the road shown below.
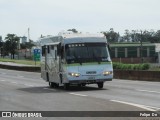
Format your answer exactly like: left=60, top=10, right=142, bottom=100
left=0, top=68, right=160, bottom=120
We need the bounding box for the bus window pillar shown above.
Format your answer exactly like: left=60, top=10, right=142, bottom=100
left=158, top=52, right=160, bottom=64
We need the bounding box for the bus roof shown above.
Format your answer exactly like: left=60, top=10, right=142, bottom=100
left=59, top=32, right=105, bottom=39
left=63, top=37, right=107, bottom=44
left=40, top=32, right=107, bottom=46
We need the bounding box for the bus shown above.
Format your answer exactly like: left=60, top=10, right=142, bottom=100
left=40, top=32, right=113, bottom=89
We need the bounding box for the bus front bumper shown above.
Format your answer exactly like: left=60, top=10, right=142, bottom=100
left=68, top=79, right=112, bottom=84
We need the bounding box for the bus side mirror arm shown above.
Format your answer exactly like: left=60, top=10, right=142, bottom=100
left=107, top=43, right=111, bottom=52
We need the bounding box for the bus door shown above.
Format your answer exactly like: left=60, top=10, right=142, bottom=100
left=49, top=43, right=61, bottom=83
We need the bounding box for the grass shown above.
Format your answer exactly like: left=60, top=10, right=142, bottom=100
left=149, top=67, right=160, bottom=71
left=0, top=58, right=40, bottom=66
left=150, top=68, right=160, bottom=71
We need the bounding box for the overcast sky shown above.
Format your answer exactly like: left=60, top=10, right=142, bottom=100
left=0, top=0, right=160, bottom=41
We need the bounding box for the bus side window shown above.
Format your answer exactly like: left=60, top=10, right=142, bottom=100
left=57, top=44, right=61, bottom=56
left=61, top=46, right=64, bottom=59
left=47, top=46, right=50, bottom=53
left=55, top=50, right=57, bottom=60
left=51, top=45, right=54, bottom=50
left=42, top=46, right=46, bottom=56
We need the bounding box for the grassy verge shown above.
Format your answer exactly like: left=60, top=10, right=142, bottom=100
left=149, top=68, right=160, bottom=71
left=0, top=58, right=40, bottom=66
left=149, top=66, right=160, bottom=71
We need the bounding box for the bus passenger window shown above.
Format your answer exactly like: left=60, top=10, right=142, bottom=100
left=51, top=45, right=54, bottom=50
left=47, top=46, right=50, bottom=53
left=42, top=46, right=46, bottom=56
left=55, top=50, right=57, bottom=60
left=61, top=47, right=64, bottom=59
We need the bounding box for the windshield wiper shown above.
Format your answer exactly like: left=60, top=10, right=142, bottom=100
left=93, top=53, right=101, bottom=64
left=102, top=57, right=111, bottom=62
left=74, top=54, right=82, bottom=65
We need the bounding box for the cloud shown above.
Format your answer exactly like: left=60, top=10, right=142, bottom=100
left=0, top=0, right=160, bottom=40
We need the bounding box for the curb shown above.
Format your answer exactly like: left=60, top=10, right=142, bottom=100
left=114, top=69, right=160, bottom=82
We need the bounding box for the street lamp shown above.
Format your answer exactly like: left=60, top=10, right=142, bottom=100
left=136, top=30, right=145, bottom=63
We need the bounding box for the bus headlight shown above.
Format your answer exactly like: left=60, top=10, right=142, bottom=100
left=103, top=71, right=112, bottom=76
left=68, top=72, right=80, bottom=77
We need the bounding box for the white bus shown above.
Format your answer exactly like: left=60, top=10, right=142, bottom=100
left=40, top=32, right=113, bottom=89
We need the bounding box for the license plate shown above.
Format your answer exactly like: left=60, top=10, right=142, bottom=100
left=88, top=76, right=95, bottom=80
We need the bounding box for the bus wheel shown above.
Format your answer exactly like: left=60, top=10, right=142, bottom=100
left=78, top=84, right=81, bottom=87
left=49, top=82, right=58, bottom=88
left=54, top=83, right=59, bottom=88
left=64, top=83, right=70, bottom=90
left=49, top=82, right=54, bottom=88
left=97, top=82, right=104, bottom=89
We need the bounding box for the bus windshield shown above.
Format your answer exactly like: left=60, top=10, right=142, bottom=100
left=65, top=43, right=111, bottom=64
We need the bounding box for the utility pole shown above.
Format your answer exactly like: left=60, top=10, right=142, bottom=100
left=28, top=28, right=32, bottom=59
left=17, top=37, right=22, bottom=60
left=140, top=30, right=143, bottom=63
left=17, top=38, right=20, bottom=60
left=28, top=28, right=30, bottom=42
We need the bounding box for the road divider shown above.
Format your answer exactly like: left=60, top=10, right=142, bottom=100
left=0, top=63, right=40, bottom=72
left=114, top=70, right=160, bottom=82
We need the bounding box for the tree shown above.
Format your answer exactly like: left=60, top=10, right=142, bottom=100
left=20, top=41, right=35, bottom=49
left=123, top=29, right=131, bottom=42
left=152, top=30, right=160, bottom=43
left=67, top=28, right=78, bottom=33
left=4, top=34, right=20, bottom=59
left=102, top=28, right=119, bottom=43
left=0, top=36, right=4, bottom=57
left=0, top=36, right=3, bottom=48
left=129, top=30, right=153, bottom=42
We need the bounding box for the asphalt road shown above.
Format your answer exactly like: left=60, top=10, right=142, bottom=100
left=0, top=69, right=160, bottom=120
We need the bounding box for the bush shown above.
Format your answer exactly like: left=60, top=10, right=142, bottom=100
left=113, top=62, right=150, bottom=70
left=141, top=63, right=150, bottom=70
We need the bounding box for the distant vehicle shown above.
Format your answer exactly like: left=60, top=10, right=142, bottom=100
left=40, top=32, right=113, bottom=89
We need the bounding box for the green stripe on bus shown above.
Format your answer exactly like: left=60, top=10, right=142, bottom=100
left=65, top=62, right=112, bottom=66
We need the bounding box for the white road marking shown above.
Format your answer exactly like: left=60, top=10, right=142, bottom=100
left=43, top=88, right=56, bottom=91
left=69, top=93, right=88, bottom=97
left=111, top=100, right=159, bottom=111
left=0, top=80, right=36, bottom=87
left=1, top=73, right=6, bottom=75
left=24, top=84, right=34, bottom=87
left=17, top=75, right=24, bottom=78
left=0, top=80, right=6, bottom=81
left=136, top=89, right=160, bottom=94
left=11, top=82, right=18, bottom=84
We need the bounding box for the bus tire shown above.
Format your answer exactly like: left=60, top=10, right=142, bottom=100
left=78, top=84, right=81, bottom=87
left=49, top=82, right=59, bottom=88
left=97, top=82, right=104, bottom=89
left=60, top=74, right=63, bottom=84
left=64, top=83, right=70, bottom=90
left=49, top=82, right=54, bottom=88
left=46, top=72, right=49, bottom=81
left=81, top=83, right=86, bottom=87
